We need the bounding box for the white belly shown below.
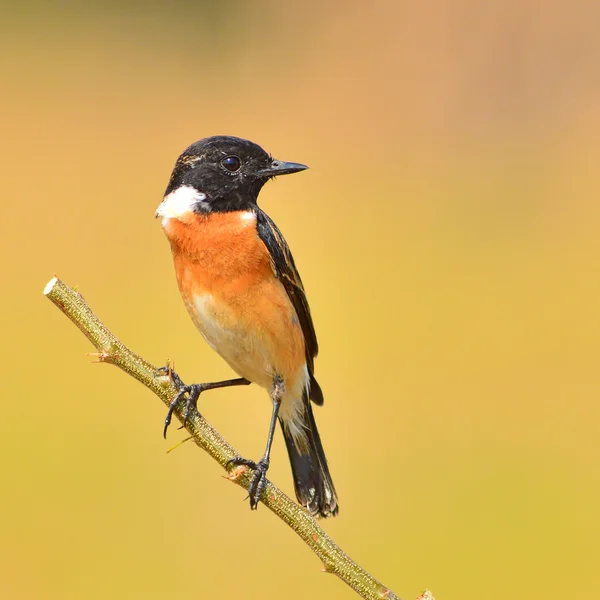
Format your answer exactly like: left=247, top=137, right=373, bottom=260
left=189, top=292, right=311, bottom=444
left=190, top=293, right=272, bottom=388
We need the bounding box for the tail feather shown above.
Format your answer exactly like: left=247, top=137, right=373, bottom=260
left=309, top=375, right=324, bottom=405
left=280, top=400, right=338, bottom=518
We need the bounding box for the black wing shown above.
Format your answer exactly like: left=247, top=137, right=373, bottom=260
left=256, top=209, right=324, bottom=405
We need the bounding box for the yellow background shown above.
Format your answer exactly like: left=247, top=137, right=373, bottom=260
left=2, top=1, right=600, bottom=598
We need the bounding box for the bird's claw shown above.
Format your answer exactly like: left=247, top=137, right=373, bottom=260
left=156, top=365, right=203, bottom=438
left=227, top=456, right=270, bottom=509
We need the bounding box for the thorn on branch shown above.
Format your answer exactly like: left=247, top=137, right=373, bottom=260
left=88, top=346, right=121, bottom=363
left=154, top=361, right=176, bottom=386
left=224, top=464, right=249, bottom=481
left=88, top=351, right=112, bottom=363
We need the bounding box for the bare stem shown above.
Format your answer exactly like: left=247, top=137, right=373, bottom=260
left=44, top=276, right=433, bottom=600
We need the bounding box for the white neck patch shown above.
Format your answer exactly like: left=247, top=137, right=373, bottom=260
left=155, top=185, right=209, bottom=225
left=239, top=210, right=256, bottom=224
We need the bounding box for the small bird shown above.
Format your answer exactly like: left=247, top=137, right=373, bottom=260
left=155, top=136, right=338, bottom=518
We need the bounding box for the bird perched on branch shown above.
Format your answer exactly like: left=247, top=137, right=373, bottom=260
left=155, top=136, right=338, bottom=518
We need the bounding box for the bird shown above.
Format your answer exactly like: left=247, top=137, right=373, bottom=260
left=155, top=135, right=338, bottom=518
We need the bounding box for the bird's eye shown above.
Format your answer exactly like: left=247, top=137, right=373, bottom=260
left=221, top=155, right=241, bottom=172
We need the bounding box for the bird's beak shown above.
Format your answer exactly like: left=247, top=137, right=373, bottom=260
left=257, top=159, right=308, bottom=178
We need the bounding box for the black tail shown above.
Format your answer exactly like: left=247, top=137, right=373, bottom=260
left=279, top=400, right=338, bottom=518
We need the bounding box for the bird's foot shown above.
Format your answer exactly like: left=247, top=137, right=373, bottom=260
left=227, top=456, right=270, bottom=510
left=155, top=366, right=203, bottom=438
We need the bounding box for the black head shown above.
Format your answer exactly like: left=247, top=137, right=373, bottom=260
left=160, top=136, right=308, bottom=214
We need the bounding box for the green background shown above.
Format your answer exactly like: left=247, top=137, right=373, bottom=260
left=2, top=1, right=599, bottom=598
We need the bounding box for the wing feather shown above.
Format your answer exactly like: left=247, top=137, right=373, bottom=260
left=256, top=209, right=323, bottom=405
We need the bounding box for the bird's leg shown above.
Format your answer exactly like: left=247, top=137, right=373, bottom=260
left=155, top=365, right=250, bottom=438
left=227, top=375, right=285, bottom=510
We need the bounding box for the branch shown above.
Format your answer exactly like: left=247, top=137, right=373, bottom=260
left=44, top=276, right=434, bottom=600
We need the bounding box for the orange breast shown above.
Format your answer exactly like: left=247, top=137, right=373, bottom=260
left=163, top=211, right=306, bottom=393
left=165, top=211, right=272, bottom=292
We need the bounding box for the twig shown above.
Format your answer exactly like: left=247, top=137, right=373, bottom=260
left=44, top=276, right=433, bottom=600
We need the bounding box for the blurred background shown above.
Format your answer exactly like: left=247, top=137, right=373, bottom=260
left=2, top=1, right=600, bottom=598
